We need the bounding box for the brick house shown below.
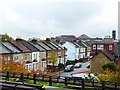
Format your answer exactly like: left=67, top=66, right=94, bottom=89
left=91, top=50, right=115, bottom=74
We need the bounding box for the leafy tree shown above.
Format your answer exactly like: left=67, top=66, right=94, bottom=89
left=1, top=60, right=29, bottom=73
left=102, top=62, right=117, bottom=71
left=48, top=53, right=58, bottom=66
left=1, top=34, right=14, bottom=42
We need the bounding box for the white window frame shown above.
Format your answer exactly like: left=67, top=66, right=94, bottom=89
left=93, top=45, right=96, bottom=50
left=109, top=45, right=112, bottom=50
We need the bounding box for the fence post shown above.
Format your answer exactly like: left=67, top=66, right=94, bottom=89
left=13, top=72, right=15, bottom=78
left=42, top=75, right=44, bottom=81
left=73, top=77, right=76, bottom=85
left=65, top=77, right=68, bottom=87
left=115, top=82, right=117, bottom=89
left=101, top=80, right=105, bottom=90
left=27, top=73, right=29, bottom=79
left=6, top=71, right=9, bottom=81
left=81, top=79, right=85, bottom=89
left=33, top=73, right=36, bottom=84
left=20, top=72, right=24, bottom=82
left=49, top=76, right=52, bottom=86
left=92, top=80, right=94, bottom=86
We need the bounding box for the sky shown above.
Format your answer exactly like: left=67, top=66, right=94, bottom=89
left=0, top=0, right=119, bottom=40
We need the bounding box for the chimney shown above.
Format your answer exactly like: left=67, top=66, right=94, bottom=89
left=16, top=38, right=23, bottom=42
left=31, top=39, right=37, bottom=44
left=112, top=30, right=116, bottom=40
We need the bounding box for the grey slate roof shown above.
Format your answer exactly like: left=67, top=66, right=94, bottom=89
left=21, top=42, right=39, bottom=52
left=42, top=41, right=57, bottom=50
left=2, top=42, right=21, bottom=53
left=29, top=42, right=46, bottom=51
left=37, top=42, right=52, bottom=51
left=0, top=44, right=12, bottom=54
left=53, top=42, right=64, bottom=49
left=50, top=42, right=61, bottom=50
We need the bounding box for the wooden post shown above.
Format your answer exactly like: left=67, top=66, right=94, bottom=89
left=73, top=77, right=76, bottom=84
left=33, top=73, right=36, bottom=84
left=6, top=71, right=9, bottom=81
left=102, top=80, right=105, bottom=90
left=20, top=72, right=24, bottom=82
left=27, top=73, right=29, bottom=79
left=49, top=76, right=52, bottom=86
left=42, top=75, right=44, bottom=81
left=65, top=77, right=67, bottom=87
left=81, top=79, right=85, bottom=89
left=92, top=80, right=94, bottom=86
left=13, top=72, right=15, bottom=78
left=115, top=82, right=117, bottom=89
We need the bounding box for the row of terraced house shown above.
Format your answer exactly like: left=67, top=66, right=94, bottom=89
left=0, top=38, right=65, bottom=72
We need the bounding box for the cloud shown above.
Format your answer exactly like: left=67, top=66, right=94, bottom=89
left=0, top=0, right=119, bottom=39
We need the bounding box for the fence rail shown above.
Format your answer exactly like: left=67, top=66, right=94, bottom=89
left=0, top=71, right=120, bottom=89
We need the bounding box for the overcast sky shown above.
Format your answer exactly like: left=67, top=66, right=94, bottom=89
left=0, top=0, right=119, bottom=40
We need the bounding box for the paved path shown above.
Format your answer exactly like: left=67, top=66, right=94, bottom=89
left=44, top=86, right=75, bottom=90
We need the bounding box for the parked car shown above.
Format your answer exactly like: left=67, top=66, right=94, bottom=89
left=74, top=63, right=82, bottom=68
left=64, top=65, right=74, bottom=72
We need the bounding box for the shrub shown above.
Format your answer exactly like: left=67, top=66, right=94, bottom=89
left=102, top=62, right=117, bottom=71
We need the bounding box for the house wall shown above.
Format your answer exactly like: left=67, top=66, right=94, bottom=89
left=91, top=44, right=115, bottom=54
left=62, top=42, right=76, bottom=61
left=91, top=53, right=111, bottom=74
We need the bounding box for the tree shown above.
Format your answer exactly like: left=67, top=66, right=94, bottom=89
left=1, top=60, right=29, bottom=73
left=1, top=34, right=14, bottom=42
left=48, top=53, right=58, bottom=66
left=102, top=62, right=117, bottom=71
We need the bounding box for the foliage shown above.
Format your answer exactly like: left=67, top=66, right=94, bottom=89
left=1, top=34, right=14, bottom=42
left=97, top=69, right=120, bottom=82
left=102, top=62, right=117, bottom=71
left=58, top=63, right=64, bottom=69
left=66, top=60, right=75, bottom=65
left=48, top=53, right=58, bottom=66
left=1, top=60, right=29, bottom=73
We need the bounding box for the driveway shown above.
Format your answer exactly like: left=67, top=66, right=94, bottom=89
left=60, top=61, right=90, bottom=77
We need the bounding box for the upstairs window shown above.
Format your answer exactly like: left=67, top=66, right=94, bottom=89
left=93, top=45, right=96, bottom=50
left=109, top=45, right=112, bottom=50
left=97, top=45, right=104, bottom=50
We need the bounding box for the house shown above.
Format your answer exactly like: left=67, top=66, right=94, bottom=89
left=28, top=40, right=47, bottom=71
left=42, top=41, right=61, bottom=66
left=0, top=43, right=13, bottom=61
left=91, top=50, right=115, bottom=74
left=2, top=42, right=22, bottom=63
left=91, top=42, right=115, bottom=55
left=62, top=41, right=88, bottom=62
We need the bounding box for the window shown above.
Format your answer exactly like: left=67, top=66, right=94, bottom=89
left=13, top=56, right=19, bottom=61
left=93, top=45, right=96, bottom=50
left=109, top=45, right=112, bottom=50
left=97, top=45, right=104, bottom=50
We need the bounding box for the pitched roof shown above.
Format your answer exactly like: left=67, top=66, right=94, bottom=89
left=12, top=42, right=31, bottom=52
left=37, top=42, right=52, bottom=51
left=78, top=34, right=91, bottom=39
left=0, top=44, right=12, bottom=54
left=101, top=50, right=115, bottom=61
left=53, top=42, right=64, bottom=49
left=2, top=42, right=21, bottom=53
left=21, top=42, right=39, bottom=52
left=29, top=42, right=46, bottom=51
left=42, top=41, right=57, bottom=50
left=50, top=42, right=61, bottom=50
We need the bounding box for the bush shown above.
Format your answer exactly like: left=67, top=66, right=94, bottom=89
left=102, top=62, right=117, bottom=71
left=66, top=61, right=75, bottom=65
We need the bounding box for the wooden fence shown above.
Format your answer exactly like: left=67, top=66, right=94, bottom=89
left=0, top=71, right=120, bottom=89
